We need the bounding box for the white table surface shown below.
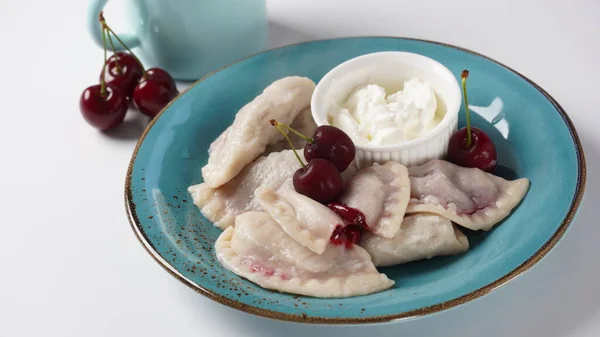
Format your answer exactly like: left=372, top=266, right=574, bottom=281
left=1, top=0, right=599, bottom=336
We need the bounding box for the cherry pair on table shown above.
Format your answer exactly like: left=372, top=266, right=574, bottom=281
left=79, top=13, right=179, bottom=131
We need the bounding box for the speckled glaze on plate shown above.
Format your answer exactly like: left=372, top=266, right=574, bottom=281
left=125, top=37, right=586, bottom=324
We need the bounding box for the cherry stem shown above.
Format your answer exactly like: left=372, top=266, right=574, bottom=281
left=270, top=119, right=307, bottom=169
left=461, top=69, right=472, bottom=148
left=274, top=120, right=313, bottom=143
left=106, top=30, right=122, bottom=74
left=99, top=12, right=146, bottom=77
left=100, top=25, right=108, bottom=97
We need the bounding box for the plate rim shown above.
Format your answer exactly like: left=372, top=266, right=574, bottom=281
left=124, top=36, right=587, bottom=324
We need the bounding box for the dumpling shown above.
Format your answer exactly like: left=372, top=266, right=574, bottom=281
left=189, top=150, right=301, bottom=230
left=287, top=106, right=318, bottom=138
left=202, top=76, right=316, bottom=188
left=407, top=160, right=529, bottom=231
left=215, top=212, right=394, bottom=298
left=265, top=107, right=317, bottom=154
left=337, top=161, right=410, bottom=238
left=360, top=214, right=469, bottom=267
left=255, top=180, right=344, bottom=254
left=189, top=150, right=358, bottom=230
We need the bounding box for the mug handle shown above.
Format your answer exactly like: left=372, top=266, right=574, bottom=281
left=87, top=0, right=140, bottom=50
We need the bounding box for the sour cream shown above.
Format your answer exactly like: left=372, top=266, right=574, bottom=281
left=331, top=79, right=443, bottom=146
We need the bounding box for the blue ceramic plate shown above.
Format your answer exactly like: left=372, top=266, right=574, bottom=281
left=125, top=37, right=585, bottom=324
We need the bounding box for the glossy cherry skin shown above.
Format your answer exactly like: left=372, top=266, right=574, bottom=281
left=132, top=79, right=178, bottom=118
left=146, top=68, right=178, bottom=94
left=101, top=52, right=143, bottom=97
left=447, top=127, right=498, bottom=173
left=293, top=158, right=343, bottom=204
left=304, top=125, right=356, bottom=172
left=79, top=84, right=128, bottom=131
left=327, top=202, right=369, bottom=229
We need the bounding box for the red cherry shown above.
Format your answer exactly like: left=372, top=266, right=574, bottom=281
left=101, top=52, right=143, bottom=97
left=304, top=125, right=356, bottom=172
left=146, top=68, right=178, bottom=94
left=132, top=78, right=178, bottom=118
left=293, top=158, right=343, bottom=204
left=79, top=84, right=128, bottom=130
left=447, top=70, right=497, bottom=173
left=448, top=127, right=497, bottom=173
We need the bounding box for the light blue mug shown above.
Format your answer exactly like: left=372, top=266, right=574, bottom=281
left=87, top=0, right=268, bottom=80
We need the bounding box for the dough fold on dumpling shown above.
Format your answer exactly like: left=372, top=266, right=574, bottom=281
left=337, top=161, right=410, bottom=238
left=189, top=150, right=300, bottom=230
left=202, top=76, right=316, bottom=188
left=189, top=150, right=357, bottom=230
left=215, top=212, right=394, bottom=298
left=255, top=180, right=344, bottom=254
left=361, top=214, right=469, bottom=267
left=265, top=107, right=317, bottom=154
left=407, top=160, right=529, bottom=231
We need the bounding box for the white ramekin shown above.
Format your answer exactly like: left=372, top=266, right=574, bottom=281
left=311, top=51, right=461, bottom=168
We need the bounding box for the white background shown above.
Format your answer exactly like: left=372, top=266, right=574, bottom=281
left=1, top=0, right=599, bottom=336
